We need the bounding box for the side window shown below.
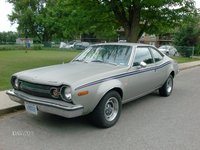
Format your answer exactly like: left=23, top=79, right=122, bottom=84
left=133, top=47, right=153, bottom=66
left=150, top=47, right=163, bottom=63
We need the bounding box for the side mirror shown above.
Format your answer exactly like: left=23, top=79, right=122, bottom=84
left=137, top=61, right=147, bottom=69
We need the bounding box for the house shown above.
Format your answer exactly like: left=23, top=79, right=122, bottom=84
left=138, top=33, right=173, bottom=47
left=16, top=38, right=33, bottom=45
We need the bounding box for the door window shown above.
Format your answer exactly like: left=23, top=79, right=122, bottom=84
left=133, top=47, right=153, bottom=66
left=150, top=47, right=164, bottom=63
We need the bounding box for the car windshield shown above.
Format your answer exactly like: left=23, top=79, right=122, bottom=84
left=73, top=45, right=132, bottom=66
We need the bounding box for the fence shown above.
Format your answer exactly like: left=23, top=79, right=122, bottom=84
left=174, top=46, right=196, bottom=57
left=1, top=42, right=200, bottom=57
left=0, top=42, right=61, bottom=50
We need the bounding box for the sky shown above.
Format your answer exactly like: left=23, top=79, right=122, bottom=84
left=0, top=0, right=200, bottom=32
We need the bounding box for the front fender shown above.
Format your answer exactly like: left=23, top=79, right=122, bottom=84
left=96, top=79, right=124, bottom=98
left=73, top=79, right=124, bottom=115
left=94, top=79, right=124, bottom=107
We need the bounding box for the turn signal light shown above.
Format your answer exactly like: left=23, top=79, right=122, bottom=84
left=78, top=91, right=89, bottom=96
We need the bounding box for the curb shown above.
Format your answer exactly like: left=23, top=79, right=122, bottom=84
left=179, top=64, right=200, bottom=71
left=0, top=105, right=24, bottom=116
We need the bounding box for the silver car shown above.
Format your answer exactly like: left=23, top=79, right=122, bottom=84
left=158, top=45, right=178, bottom=56
left=7, top=43, right=179, bottom=128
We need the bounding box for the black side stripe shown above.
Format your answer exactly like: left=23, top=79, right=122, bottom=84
left=75, top=61, right=171, bottom=90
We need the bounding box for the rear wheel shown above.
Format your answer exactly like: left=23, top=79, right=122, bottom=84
left=159, top=75, right=173, bottom=97
left=90, top=91, right=122, bottom=128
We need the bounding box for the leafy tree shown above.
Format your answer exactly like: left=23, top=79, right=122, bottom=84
left=8, top=0, right=198, bottom=42
left=0, top=32, right=18, bottom=44
left=44, top=0, right=118, bottom=41
left=173, top=16, right=200, bottom=56
left=8, top=0, right=53, bottom=43
left=97, top=0, right=198, bottom=42
left=58, top=0, right=199, bottom=42
left=174, top=16, right=200, bottom=47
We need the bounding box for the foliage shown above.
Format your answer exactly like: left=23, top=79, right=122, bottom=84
left=174, top=16, right=200, bottom=56
left=174, top=20, right=200, bottom=46
left=0, top=45, right=26, bottom=51
left=0, top=32, right=18, bottom=44
left=8, top=0, right=51, bottom=42
left=8, top=0, right=198, bottom=42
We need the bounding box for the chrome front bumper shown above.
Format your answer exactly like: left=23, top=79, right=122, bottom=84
left=6, top=89, right=84, bottom=118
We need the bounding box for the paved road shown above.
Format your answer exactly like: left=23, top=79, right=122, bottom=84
left=1, top=67, right=200, bottom=150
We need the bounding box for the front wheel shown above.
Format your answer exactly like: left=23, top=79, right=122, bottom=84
left=159, top=75, right=173, bottom=97
left=90, top=91, right=122, bottom=128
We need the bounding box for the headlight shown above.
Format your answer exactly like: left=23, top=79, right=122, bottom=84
left=15, top=78, right=19, bottom=88
left=61, top=85, right=72, bottom=102
left=11, top=76, right=19, bottom=89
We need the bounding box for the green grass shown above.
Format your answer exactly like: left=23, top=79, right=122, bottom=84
left=0, top=50, right=80, bottom=90
left=171, top=56, right=200, bottom=63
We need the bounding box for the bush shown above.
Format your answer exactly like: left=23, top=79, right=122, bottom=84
left=0, top=44, right=45, bottom=51
left=0, top=45, right=26, bottom=51
left=194, top=45, right=200, bottom=56
left=176, top=46, right=194, bottom=57
left=32, top=45, right=43, bottom=50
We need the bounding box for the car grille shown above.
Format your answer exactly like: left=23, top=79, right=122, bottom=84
left=18, top=80, right=60, bottom=100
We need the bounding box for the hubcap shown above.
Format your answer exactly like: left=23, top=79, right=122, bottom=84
left=104, top=97, right=119, bottom=122
left=167, top=77, right=173, bottom=93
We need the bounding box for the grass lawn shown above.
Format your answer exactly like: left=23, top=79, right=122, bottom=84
left=0, top=50, right=80, bottom=90
left=171, top=56, right=200, bottom=63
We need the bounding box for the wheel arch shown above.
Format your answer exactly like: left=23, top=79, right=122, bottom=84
left=96, top=79, right=124, bottom=101
left=170, top=71, right=175, bottom=78
left=106, top=87, right=123, bottom=99
left=91, top=79, right=124, bottom=113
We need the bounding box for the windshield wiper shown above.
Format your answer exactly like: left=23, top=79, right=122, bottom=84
left=91, top=60, right=104, bottom=63
left=91, top=60, right=117, bottom=66
left=73, top=59, right=83, bottom=62
left=73, top=59, right=88, bottom=63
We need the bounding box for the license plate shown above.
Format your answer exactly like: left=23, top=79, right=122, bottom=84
left=25, top=102, right=38, bottom=115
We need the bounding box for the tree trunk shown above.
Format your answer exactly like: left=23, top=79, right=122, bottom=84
left=43, top=30, right=52, bottom=47
left=125, top=5, right=141, bottom=43
left=108, top=0, right=142, bottom=43
left=125, top=26, right=140, bottom=43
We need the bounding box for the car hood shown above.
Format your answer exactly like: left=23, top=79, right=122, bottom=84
left=15, top=62, right=125, bottom=87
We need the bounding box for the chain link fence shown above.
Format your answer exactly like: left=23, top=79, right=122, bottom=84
left=175, top=46, right=195, bottom=57
left=0, top=42, right=61, bottom=51
left=174, top=46, right=200, bottom=57
left=1, top=42, right=200, bottom=58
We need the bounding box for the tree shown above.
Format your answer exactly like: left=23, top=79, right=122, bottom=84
left=174, top=16, right=200, bottom=46
left=98, top=0, right=198, bottom=42
left=8, top=0, right=198, bottom=42
left=8, top=0, right=55, bottom=43
left=62, top=0, right=198, bottom=42
left=46, top=0, right=118, bottom=41
left=0, top=32, right=18, bottom=44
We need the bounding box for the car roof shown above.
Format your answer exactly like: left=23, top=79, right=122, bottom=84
left=159, top=45, right=173, bottom=48
left=92, top=42, right=154, bottom=48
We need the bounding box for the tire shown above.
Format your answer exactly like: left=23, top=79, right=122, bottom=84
left=90, top=91, right=122, bottom=128
left=159, top=75, right=173, bottom=97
